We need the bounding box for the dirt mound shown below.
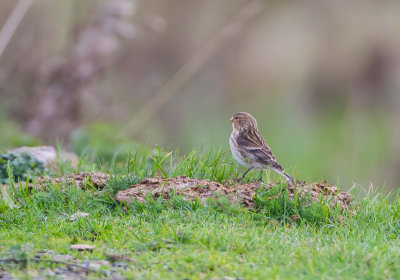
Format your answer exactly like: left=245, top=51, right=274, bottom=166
left=31, top=172, right=111, bottom=190
left=13, top=172, right=352, bottom=210
left=115, top=176, right=353, bottom=210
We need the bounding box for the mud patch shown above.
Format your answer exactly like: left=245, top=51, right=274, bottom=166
left=115, top=176, right=353, bottom=210
left=287, top=180, right=353, bottom=210
left=31, top=172, right=111, bottom=190
left=7, top=172, right=353, bottom=210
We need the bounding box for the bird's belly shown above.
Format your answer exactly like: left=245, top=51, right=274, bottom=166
left=232, top=148, right=246, bottom=166
left=230, top=135, right=247, bottom=166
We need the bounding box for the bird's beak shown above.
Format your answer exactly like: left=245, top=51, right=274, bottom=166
left=229, top=117, right=233, bottom=122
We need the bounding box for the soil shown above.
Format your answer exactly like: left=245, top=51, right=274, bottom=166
left=19, top=172, right=352, bottom=210
left=115, top=175, right=353, bottom=210
left=30, top=172, right=111, bottom=190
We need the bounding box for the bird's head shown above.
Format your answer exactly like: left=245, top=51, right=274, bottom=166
left=230, top=112, right=258, bottom=132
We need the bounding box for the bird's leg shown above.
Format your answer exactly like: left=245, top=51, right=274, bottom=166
left=240, top=167, right=252, bottom=181
left=256, top=170, right=264, bottom=182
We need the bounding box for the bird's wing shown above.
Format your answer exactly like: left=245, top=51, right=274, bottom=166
left=236, top=130, right=278, bottom=165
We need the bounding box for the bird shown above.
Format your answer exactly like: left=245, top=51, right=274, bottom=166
left=229, top=112, right=295, bottom=184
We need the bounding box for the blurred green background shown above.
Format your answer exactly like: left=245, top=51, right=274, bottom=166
left=0, top=0, right=399, bottom=191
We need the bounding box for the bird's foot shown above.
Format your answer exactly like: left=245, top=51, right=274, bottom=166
left=233, top=178, right=245, bottom=184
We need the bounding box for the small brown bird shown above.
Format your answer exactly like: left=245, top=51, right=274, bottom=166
left=229, top=112, right=295, bottom=183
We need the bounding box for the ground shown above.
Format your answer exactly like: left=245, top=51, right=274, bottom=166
left=0, top=150, right=399, bottom=279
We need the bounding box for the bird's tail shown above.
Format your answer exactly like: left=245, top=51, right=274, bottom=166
left=270, top=167, right=296, bottom=185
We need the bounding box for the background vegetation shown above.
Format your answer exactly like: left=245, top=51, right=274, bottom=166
left=1, top=0, right=400, bottom=191
left=1, top=2, right=400, bottom=277
left=1, top=149, right=399, bottom=279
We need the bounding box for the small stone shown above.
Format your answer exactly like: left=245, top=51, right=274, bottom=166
left=89, top=260, right=110, bottom=270
left=70, top=244, right=96, bottom=251
left=70, top=211, right=89, bottom=221
left=0, top=271, right=12, bottom=280
left=53, top=254, right=74, bottom=262
left=6, top=146, right=78, bottom=170
left=291, top=214, right=300, bottom=222
left=338, top=215, right=346, bottom=224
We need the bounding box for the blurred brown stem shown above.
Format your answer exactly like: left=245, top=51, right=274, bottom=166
left=123, top=0, right=266, bottom=137
left=0, top=0, right=34, bottom=60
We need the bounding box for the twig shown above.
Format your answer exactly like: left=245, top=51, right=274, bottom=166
left=0, top=0, right=34, bottom=60
left=123, top=0, right=266, bottom=137
left=0, top=258, right=107, bottom=275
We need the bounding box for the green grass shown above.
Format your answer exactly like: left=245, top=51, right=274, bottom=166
left=0, top=148, right=399, bottom=279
